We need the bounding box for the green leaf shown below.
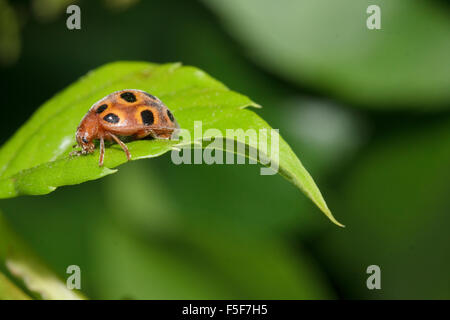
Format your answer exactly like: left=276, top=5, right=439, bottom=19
left=0, top=213, right=85, bottom=299
left=203, top=0, right=450, bottom=109
left=0, top=61, right=341, bottom=226
left=0, top=271, right=31, bottom=300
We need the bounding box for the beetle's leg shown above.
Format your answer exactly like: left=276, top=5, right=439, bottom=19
left=99, top=137, right=105, bottom=167
left=69, top=147, right=81, bottom=157
left=107, top=132, right=131, bottom=161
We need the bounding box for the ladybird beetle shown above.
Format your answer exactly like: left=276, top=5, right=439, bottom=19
left=72, top=89, right=179, bottom=166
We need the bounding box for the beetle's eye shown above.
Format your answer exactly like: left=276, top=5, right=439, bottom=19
left=82, top=137, right=88, bottom=143
left=96, top=104, right=108, bottom=114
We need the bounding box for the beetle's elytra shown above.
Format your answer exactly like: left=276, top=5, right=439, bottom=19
left=72, top=89, right=179, bottom=166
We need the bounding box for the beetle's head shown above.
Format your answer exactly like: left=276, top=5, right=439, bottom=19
left=75, top=115, right=98, bottom=154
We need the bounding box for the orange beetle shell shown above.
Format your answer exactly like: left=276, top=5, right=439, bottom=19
left=74, top=89, right=179, bottom=166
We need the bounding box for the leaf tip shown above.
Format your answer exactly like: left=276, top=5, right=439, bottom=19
left=322, top=207, right=345, bottom=228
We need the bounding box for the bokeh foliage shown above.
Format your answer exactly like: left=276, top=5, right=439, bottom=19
left=204, top=0, right=450, bottom=109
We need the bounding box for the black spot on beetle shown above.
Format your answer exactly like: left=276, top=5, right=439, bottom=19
left=103, top=113, right=120, bottom=124
left=120, top=92, right=137, bottom=103
left=141, top=110, right=154, bottom=125
left=82, top=137, right=88, bottom=143
left=144, top=92, right=157, bottom=100
left=96, top=104, right=108, bottom=114
left=167, top=109, right=175, bottom=122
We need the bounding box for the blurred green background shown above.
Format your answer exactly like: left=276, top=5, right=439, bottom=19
left=0, top=0, right=449, bottom=299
